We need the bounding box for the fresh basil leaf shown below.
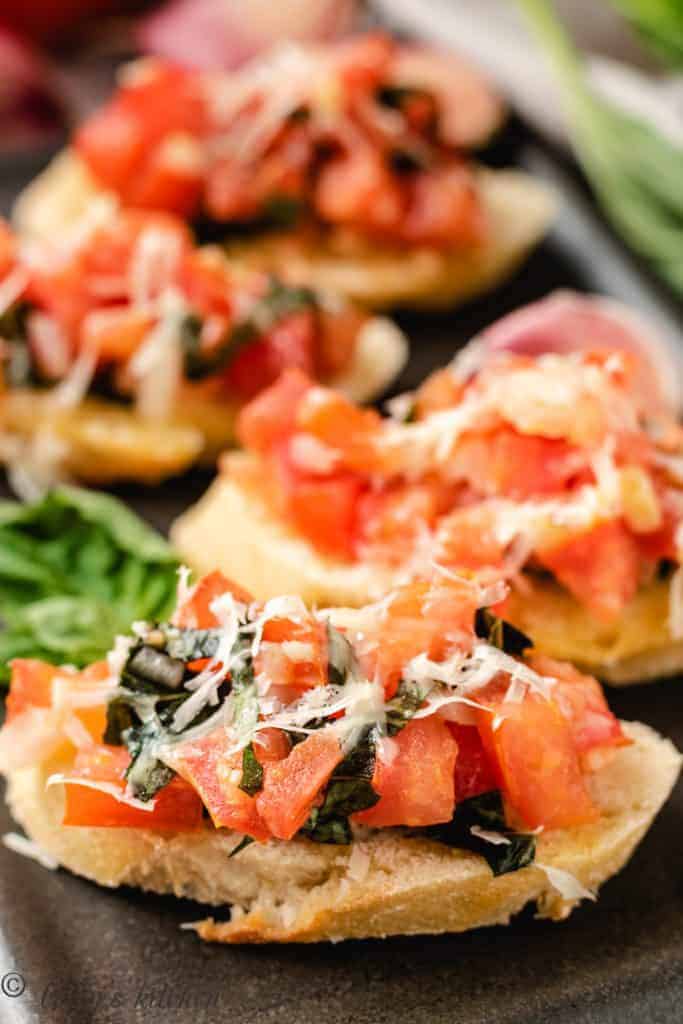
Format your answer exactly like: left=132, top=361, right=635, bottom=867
left=0, top=487, right=178, bottom=685
left=239, top=742, right=264, bottom=796
left=426, top=791, right=536, bottom=877
left=475, top=608, right=532, bottom=656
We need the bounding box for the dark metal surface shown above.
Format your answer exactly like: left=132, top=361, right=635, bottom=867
left=1, top=131, right=682, bottom=1024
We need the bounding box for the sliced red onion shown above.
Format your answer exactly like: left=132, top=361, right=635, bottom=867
left=0, top=24, right=63, bottom=148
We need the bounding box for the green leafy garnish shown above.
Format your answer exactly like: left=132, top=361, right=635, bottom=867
left=475, top=609, right=532, bottom=656
left=385, top=680, right=429, bottom=735
left=239, top=742, right=264, bottom=796
left=0, top=487, right=179, bottom=685
left=517, top=0, right=683, bottom=296
left=427, top=791, right=536, bottom=876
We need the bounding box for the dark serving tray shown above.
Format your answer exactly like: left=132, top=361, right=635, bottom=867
left=1, top=125, right=682, bottom=1024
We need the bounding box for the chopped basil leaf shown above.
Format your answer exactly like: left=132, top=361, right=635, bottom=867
left=182, top=278, right=317, bottom=381
left=239, top=742, right=264, bottom=796
left=426, top=791, right=536, bottom=877
left=123, top=717, right=176, bottom=802
left=262, top=194, right=304, bottom=227
left=385, top=680, right=429, bottom=736
left=475, top=608, right=532, bottom=656
left=103, top=697, right=136, bottom=746
left=164, top=627, right=222, bottom=662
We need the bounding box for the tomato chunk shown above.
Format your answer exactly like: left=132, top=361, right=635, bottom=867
left=62, top=745, right=203, bottom=830
left=175, top=571, right=253, bottom=628
left=223, top=311, right=316, bottom=401
left=475, top=691, right=599, bottom=830
left=236, top=368, right=313, bottom=452
left=295, top=387, right=382, bottom=473
left=168, top=730, right=270, bottom=840
left=527, top=655, right=628, bottom=753
left=256, top=730, right=342, bottom=840
left=448, top=723, right=498, bottom=801
left=368, top=579, right=478, bottom=699
left=6, top=659, right=60, bottom=723
left=255, top=615, right=328, bottom=698
left=538, top=520, right=641, bottom=621
left=354, top=716, right=457, bottom=828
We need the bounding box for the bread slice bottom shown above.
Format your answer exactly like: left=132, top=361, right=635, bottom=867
left=5, top=722, right=679, bottom=943
left=172, top=466, right=683, bottom=684
left=13, top=150, right=554, bottom=310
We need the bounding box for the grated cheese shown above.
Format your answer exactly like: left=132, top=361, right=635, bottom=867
left=536, top=863, right=596, bottom=903
left=46, top=773, right=156, bottom=812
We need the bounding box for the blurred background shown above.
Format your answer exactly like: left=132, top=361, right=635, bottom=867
left=0, top=0, right=681, bottom=297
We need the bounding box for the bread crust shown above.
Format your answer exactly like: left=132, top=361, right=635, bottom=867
left=0, top=319, right=406, bottom=484
left=171, top=464, right=683, bottom=683
left=5, top=721, right=679, bottom=943
left=12, top=151, right=554, bottom=310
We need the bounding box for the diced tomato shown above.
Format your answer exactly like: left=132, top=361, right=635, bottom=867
left=255, top=615, right=328, bottom=697
left=125, top=145, right=203, bottom=218
left=76, top=63, right=206, bottom=203
left=475, top=689, right=599, bottom=830
left=538, top=520, right=641, bottom=622
left=256, top=729, right=342, bottom=840
left=433, top=504, right=508, bottom=572
left=356, top=479, right=457, bottom=565
left=314, top=306, right=365, bottom=379
left=62, top=744, right=203, bottom=830
left=274, top=441, right=366, bottom=559
left=367, top=578, right=478, bottom=699
left=453, top=426, right=588, bottom=500
left=76, top=105, right=147, bottom=193
left=236, top=368, right=313, bottom=452
left=414, top=368, right=464, bottom=417
left=223, top=310, right=316, bottom=402
left=401, top=165, right=485, bottom=248
left=175, top=570, right=253, bottom=629
left=295, top=386, right=382, bottom=473
left=0, top=219, right=16, bottom=277
left=168, top=730, right=270, bottom=839
left=354, top=716, right=457, bottom=828
left=527, top=655, right=628, bottom=753
left=448, top=723, right=498, bottom=801
left=6, top=659, right=59, bottom=723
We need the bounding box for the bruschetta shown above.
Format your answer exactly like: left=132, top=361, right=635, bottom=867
left=1, top=570, right=678, bottom=942
left=173, top=292, right=683, bottom=683
left=13, top=35, right=554, bottom=309
left=0, top=209, right=406, bottom=487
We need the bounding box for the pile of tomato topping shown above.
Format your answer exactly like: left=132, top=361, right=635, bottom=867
left=0, top=212, right=364, bottom=402
left=236, top=350, right=683, bottom=622
left=74, top=34, right=498, bottom=248
left=3, top=571, right=628, bottom=849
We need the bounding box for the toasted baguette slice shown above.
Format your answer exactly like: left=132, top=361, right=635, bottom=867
left=13, top=151, right=554, bottom=310
left=0, top=319, right=406, bottom=485
left=5, top=721, right=679, bottom=943
left=171, top=459, right=683, bottom=683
